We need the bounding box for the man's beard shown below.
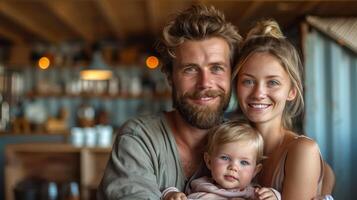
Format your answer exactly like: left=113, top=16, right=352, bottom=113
left=172, top=87, right=230, bottom=129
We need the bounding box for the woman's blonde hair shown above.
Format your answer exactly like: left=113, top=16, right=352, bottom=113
left=206, top=120, right=265, bottom=164
left=233, top=19, right=304, bottom=129
left=157, top=5, right=242, bottom=77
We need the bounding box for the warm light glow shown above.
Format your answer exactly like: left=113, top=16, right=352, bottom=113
left=38, top=56, right=50, bottom=69
left=80, top=70, right=113, bottom=80
left=145, top=56, right=159, bottom=69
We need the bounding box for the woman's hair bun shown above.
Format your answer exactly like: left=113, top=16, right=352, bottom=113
left=245, top=19, right=285, bottom=40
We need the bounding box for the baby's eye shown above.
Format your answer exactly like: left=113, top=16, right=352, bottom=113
left=240, top=160, right=250, bottom=166
left=219, top=155, right=230, bottom=161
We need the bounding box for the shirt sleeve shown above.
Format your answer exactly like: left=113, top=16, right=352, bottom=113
left=97, top=123, right=161, bottom=200
left=161, top=187, right=180, bottom=200
left=270, top=188, right=282, bottom=200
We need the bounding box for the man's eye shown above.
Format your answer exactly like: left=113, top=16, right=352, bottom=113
left=211, top=65, right=224, bottom=73
left=183, top=67, right=197, bottom=73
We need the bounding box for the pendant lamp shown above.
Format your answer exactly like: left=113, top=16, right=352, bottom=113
left=80, top=51, right=112, bottom=80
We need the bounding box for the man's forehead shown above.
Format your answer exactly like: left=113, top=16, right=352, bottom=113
left=173, top=38, right=231, bottom=63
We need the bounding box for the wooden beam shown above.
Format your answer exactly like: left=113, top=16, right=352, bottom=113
left=0, top=1, right=58, bottom=42
left=239, top=1, right=264, bottom=24
left=44, top=1, right=93, bottom=42
left=95, top=0, right=123, bottom=38
left=0, top=27, right=23, bottom=44
left=146, top=0, right=160, bottom=35
left=299, top=1, right=321, bottom=14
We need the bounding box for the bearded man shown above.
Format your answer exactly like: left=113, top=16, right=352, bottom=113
left=98, top=5, right=241, bottom=200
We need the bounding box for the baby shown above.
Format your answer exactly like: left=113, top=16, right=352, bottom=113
left=161, top=120, right=281, bottom=200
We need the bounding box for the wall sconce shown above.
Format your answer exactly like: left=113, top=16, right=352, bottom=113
left=80, top=51, right=112, bottom=80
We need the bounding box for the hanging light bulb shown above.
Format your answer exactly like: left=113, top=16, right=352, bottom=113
left=145, top=56, right=159, bottom=69
left=80, top=51, right=112, bottom=80
left=38, top=56, right=50, bottom=70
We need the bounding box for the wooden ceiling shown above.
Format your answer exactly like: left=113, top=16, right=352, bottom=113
left=0, top=0, right=357, bottom=45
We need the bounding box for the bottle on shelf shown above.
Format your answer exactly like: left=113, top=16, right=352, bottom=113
left=0, top=94, right=10, bottom=131
left=61, top=181, right=80, bottom=200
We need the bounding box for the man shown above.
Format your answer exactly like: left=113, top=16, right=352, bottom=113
left=97, top=5, right=241, bottom=199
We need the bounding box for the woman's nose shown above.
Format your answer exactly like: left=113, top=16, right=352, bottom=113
left=251, top=84, right=266, bottom=99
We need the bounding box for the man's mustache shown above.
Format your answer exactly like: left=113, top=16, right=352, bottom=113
left=184, top=90, right=224, bottom=99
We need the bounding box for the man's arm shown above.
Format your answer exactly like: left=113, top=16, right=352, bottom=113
left=97, top=127, right=161, bottom=200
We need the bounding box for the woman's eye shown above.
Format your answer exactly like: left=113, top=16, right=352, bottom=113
left=267, top=80, right=280, bottom=87
left=242, top=79, right=254, bottom=86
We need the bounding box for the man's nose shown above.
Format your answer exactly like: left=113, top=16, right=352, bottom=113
left=197, top=70, right=213, bottom=89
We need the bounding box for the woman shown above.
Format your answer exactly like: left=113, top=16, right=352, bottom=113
left=233, top=20, right=333, bottom=199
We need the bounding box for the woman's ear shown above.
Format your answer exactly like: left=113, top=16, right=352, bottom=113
left=287, top=86, right=297, bottom=101
left=204, top=152, right=212, bottom=170
left=254, top=163, right=263, bottom=177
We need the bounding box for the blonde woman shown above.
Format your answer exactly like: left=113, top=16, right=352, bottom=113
left=233, top=19, right=333, bottom=200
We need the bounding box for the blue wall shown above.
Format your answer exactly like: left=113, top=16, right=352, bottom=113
left=305, top=29, right=357, bottom=200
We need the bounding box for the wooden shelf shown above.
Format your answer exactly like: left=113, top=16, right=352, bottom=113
left=5, top=143, right=111, bottom=200
left=26, top=91, right=171, bottom=100
left=0, top=131, right=69, bottom=136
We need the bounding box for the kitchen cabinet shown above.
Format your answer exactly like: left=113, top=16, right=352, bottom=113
left=5, top=143, right=110, bottom=200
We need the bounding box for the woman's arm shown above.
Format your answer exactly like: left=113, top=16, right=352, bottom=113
left=282, top=137, right=322, bottom=200
left=321, top=161, right=335, bottom=195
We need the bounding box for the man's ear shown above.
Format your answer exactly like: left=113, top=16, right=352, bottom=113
left=166, top=73, right=173, bottom=86
left=254, top=163, right=263, bottom=177
left=204, top=152, right=212, bottom=170
left=287, top=87, right=297, bottom=101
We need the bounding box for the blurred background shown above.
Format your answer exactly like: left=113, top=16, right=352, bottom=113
left=0, top=0, right=356, bottom=199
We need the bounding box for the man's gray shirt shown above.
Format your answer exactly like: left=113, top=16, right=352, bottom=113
left=97, top=112, right=186, bottom=200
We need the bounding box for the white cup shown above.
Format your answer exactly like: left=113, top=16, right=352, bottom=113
left=97, top=125, right=113, bottom=147
left=84, top=127, right=97, bottom=147
left=70, top=127, right=84, bottom=147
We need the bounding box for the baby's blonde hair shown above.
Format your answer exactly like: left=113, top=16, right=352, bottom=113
left=206, top=120, right=265, bottom=164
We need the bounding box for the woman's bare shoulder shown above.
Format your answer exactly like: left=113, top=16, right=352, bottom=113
left=290, top=135, right=320, bottom=154
left=284, top=131, right=319, bottom=154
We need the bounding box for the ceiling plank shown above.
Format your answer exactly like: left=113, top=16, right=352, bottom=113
left=146, top=0, right=160, bottom=35
left=0, top=27, right=24, bottom=44
left=44, top=1, right=93, bottom=42
left=239, top=1, right=264, bottom=24
left=0, top=1, right=58, bottom=42
left=299, top=1, right=321, bottom=14
left=95, top=0, right=123, bottom=38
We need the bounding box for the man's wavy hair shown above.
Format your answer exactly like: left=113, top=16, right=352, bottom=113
left=157, top=4, right=242, bottom=77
